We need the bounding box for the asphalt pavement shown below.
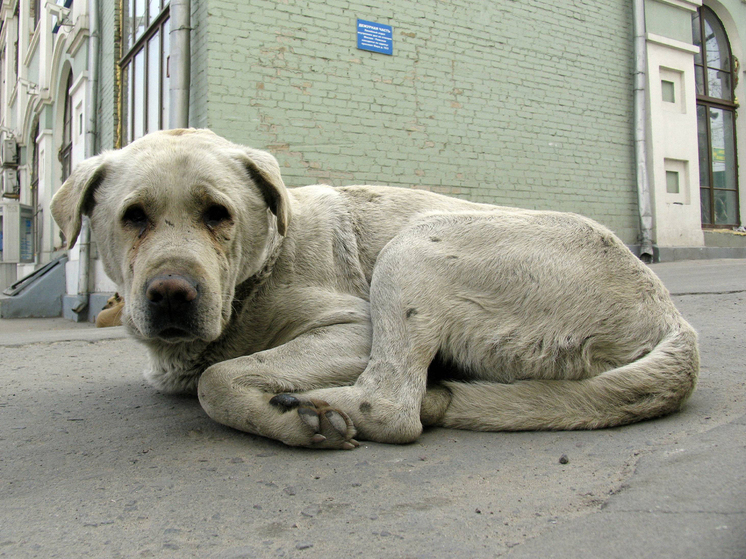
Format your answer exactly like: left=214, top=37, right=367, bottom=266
left=0, top=259, right=744, bottom=558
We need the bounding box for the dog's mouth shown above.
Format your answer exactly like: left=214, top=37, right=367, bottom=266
left=156, top=327, right=199, bottom=343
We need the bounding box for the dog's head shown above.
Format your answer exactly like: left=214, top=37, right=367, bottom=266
left=51, top=129, right=291, bottom=344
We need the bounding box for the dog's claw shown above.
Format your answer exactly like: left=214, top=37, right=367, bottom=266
left=341, top=439, right=360, bottom=450
left=311, top=434, right=327, bottom=444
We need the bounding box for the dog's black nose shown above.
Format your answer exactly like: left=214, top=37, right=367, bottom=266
left=145, top=274, right=199, bottom=312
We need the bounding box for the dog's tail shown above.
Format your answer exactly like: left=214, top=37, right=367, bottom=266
left=435, top=321, right=699, bottom=431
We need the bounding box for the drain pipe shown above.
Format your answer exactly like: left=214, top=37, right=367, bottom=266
left=72, top=0, right=100, bottom=321
left=85, top=0, right=99, bottom=159
left=633, top=0, right=655, bottom=262
left=169, top=0, right=191, bottom=129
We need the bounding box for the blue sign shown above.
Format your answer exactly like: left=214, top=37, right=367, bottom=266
left=357, top=20, right=393, bottom=55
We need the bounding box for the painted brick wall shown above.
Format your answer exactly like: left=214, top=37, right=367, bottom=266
left=190, top=0, right=209, bottom=129
left=97, top=0, right=119, bottom=152
left=202, top=0, right=639, bottom=242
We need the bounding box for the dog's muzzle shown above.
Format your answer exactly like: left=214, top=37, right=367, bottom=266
left=144, top=274, right=201, bottom=341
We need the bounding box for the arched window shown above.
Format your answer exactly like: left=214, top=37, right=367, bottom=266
left=59, top=72, right=73, bottom=182
left=693, top=6, right=740, bottom=227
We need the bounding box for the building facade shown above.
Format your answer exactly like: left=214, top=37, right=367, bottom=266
left=0, top=0, right=744, bottom=320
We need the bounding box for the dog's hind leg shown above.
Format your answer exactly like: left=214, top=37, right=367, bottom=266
left=311, top=211, right=701, bottom=438
left=434, top=322, right=699, bottom=431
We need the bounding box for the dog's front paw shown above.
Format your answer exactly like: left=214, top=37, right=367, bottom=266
left=269, top=394, right=360, bottom=450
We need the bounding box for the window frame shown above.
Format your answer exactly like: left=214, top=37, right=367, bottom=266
left=59, top=72, right=73, bottom=183
left=119, top=1, right=170, bottom=146
left=693, top=6, right=740, bottom=228
left=31, top=0, right=42, bottom=33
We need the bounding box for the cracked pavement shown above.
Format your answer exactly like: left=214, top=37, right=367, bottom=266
left=1, top=259, right=745, bottom=558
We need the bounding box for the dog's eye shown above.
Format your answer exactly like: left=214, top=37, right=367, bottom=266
left=122, top=205, right=149, bottom=228
left=203, top=205, right=232, bottom=229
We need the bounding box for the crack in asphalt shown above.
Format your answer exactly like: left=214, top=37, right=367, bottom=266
left=672, top=290, right=746, bottom=296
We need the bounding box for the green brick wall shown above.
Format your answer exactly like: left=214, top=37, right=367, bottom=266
left=190, top=0, right=210, bottom=130
left=98, top=0, right=119, bottom=152
left=200, top=0, right=639, bottom=243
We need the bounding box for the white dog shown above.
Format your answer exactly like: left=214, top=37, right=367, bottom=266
left=51, top=129, right=699, bottom=449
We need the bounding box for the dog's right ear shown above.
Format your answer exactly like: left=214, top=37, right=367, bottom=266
left=238, top=148, right=292, bottom=236
left=50, top=154, right=107, bottom=248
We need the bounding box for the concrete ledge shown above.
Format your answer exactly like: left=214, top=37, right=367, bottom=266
left=657, top=245, right=746, bottom=262
left=0, top=257, right=66, bottom=318
left=63, top=292, right=115, bottom=323
left=629, top=241, right=746, bottom=262
left=703, top=229, right=746, bottom=248
left=656, top=229, right=746, bottom=261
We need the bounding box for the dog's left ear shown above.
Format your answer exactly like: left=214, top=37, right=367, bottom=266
left=239, top=148, right=291, bottom=236
left=50, top=154, right=107, bottom=248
